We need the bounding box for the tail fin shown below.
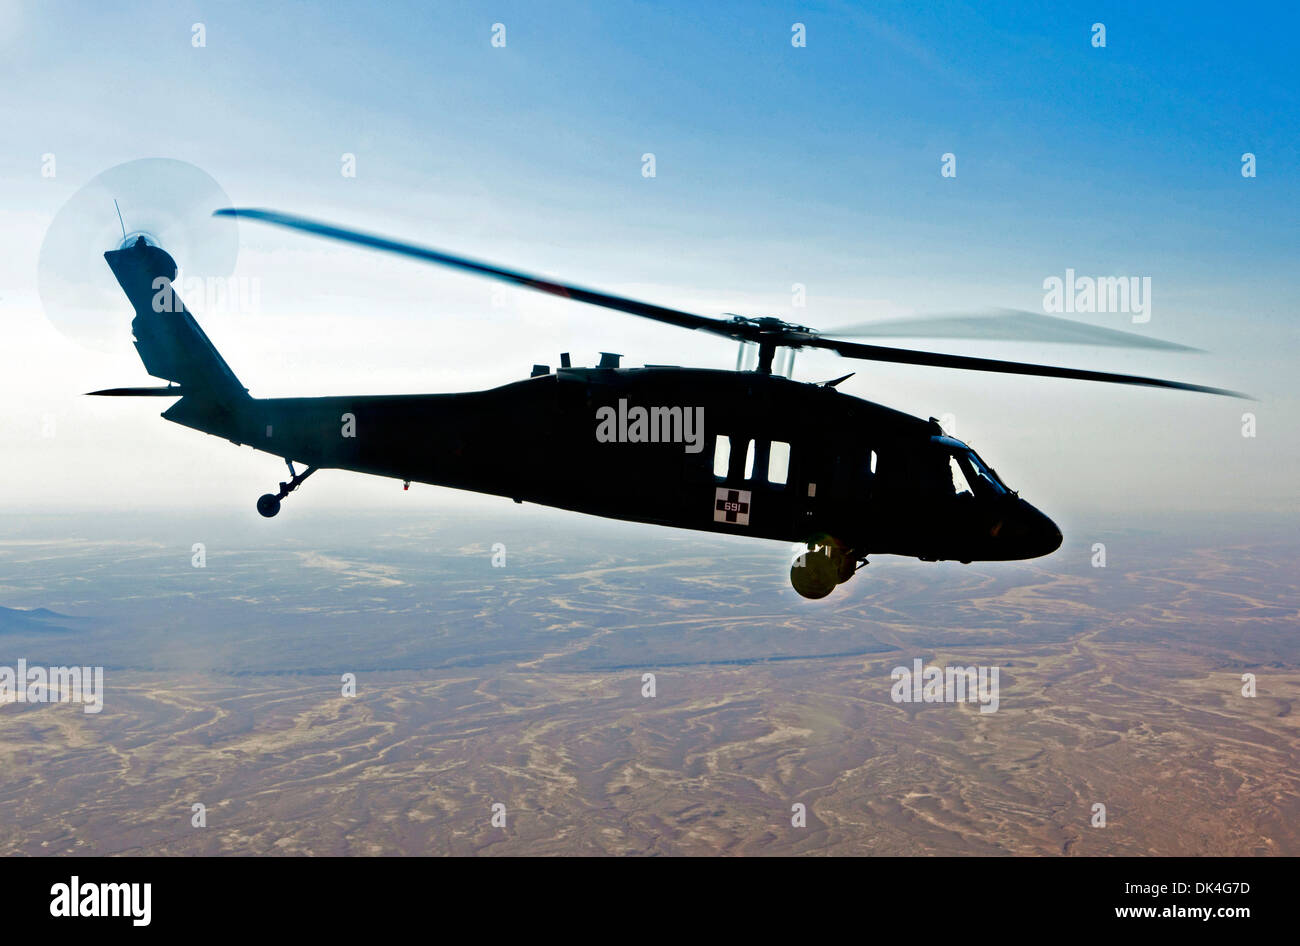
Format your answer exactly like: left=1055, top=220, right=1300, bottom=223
left=103, top=237, right=247, bottom=399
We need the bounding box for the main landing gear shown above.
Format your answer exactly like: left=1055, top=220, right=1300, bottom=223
left=790, top=540, right=863, bottom=600
left=256, top=459, right=317, bottom=518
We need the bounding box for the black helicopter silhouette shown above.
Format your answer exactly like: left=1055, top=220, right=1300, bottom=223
left=93, top=209, right=1243, bottom=598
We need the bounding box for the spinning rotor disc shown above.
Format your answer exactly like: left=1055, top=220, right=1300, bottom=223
left=38, top=158, right=239, bottom=350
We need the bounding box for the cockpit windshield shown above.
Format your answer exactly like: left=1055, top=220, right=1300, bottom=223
left=959, top=449, right=1008, bottom=495
left=924, top=435, right=1013, bottom=499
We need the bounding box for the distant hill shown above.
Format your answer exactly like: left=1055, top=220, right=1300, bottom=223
left=0, top=607, right=97, bottom=633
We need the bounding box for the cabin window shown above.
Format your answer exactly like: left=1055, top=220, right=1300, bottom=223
left=768, top=441, right=790, bottom=485
left=713, top=435, right=730, bottom=478
left=744, top=439, right=756, bottom=479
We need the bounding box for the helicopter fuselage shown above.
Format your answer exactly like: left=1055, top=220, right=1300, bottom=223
left=162, top=364, right=1063, bottom=568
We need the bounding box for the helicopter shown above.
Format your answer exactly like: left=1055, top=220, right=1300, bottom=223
left=93, top=209, right=1244, bottom=599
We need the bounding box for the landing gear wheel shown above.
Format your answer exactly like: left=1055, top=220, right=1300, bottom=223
left=791, top=548, right=838, bottom=599
left=254, top=460, right=317, bottom=520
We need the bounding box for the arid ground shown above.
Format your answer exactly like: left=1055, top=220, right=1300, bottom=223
left=1, top=509, right=1295, bottom=855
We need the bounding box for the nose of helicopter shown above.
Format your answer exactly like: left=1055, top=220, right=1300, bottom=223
left=1014, top=500, right=1062, bottom=558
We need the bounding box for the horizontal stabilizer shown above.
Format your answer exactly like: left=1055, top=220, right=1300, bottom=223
left=87, top=386, right=190, bottom=397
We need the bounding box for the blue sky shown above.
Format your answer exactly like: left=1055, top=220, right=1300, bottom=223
left=1, top=0, right=1296, bottom=528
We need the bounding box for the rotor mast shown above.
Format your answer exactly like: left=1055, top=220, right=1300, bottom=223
left=730, top=316, right=813, bottom=377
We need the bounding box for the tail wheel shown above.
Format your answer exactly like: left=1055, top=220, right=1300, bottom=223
left=255, top=460, right=316, bottom=519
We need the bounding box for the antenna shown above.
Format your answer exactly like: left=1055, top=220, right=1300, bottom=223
left=113, top=199, right=126, bottom=241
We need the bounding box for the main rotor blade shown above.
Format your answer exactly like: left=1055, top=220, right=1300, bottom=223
left=821, top=309, right=1196, bottom=351
left=808, top=336, right=1247, bottom=397
left=220, top=208, right=1244, bottom=397
left=215, top=208, right=754, bottom=341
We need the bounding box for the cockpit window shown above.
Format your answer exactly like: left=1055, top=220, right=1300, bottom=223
left=959, top=449, right=1008, bottom=495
